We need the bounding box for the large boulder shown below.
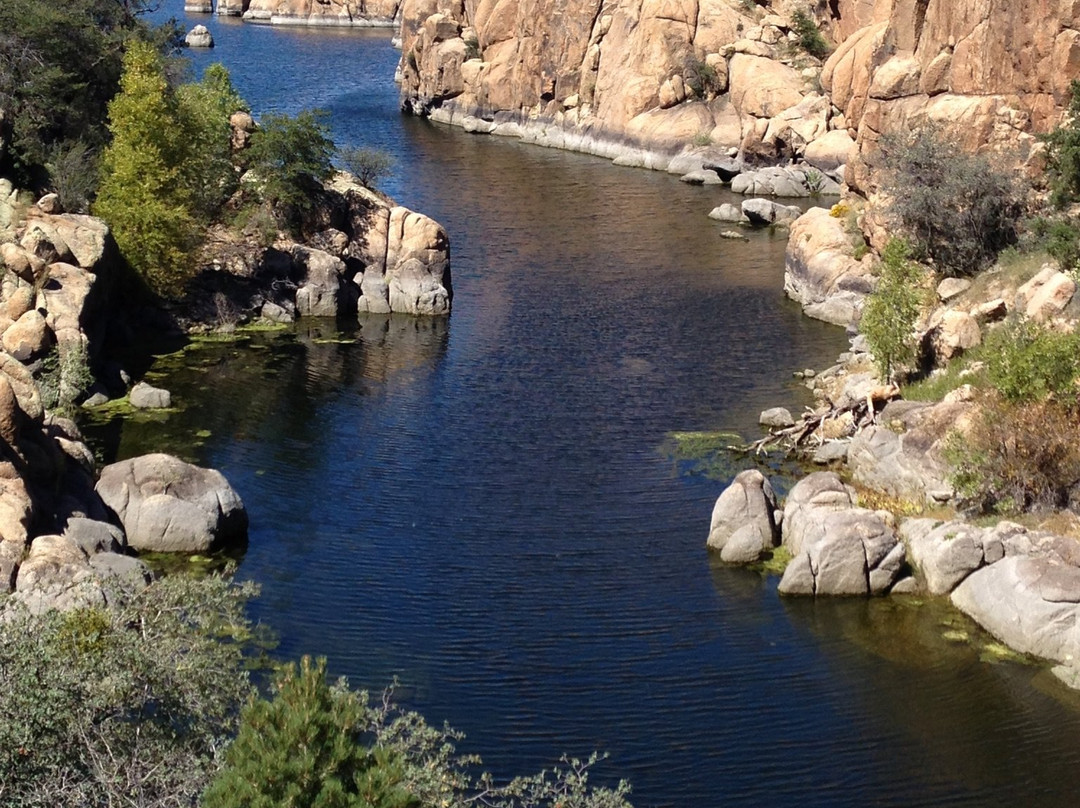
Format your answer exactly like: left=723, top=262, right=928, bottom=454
left=952, top=556, right=1080, bottom=667
left=778, top=471, right=904, bottom=596
left=706, top=469, right=780, bottom=563
left=95, top=453, right=247, bottom=553
left=11, top=534, right=106, bottom=614
left=900, top=519, right=992, bottom=595
left=846, top=399, right=968, bottom=505
left=292, top=245, right=348, bottom=317
left=784, top=207, right=873, bottom=327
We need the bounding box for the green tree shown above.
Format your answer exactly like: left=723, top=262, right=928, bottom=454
left=176, top=63, right=248, bottom=217
left=860, top=237, right=926, bottom=380
left=1041, top=79, right=1080, bottom=208
left=245, top=109, right=335, bottom=230
left=0, top=574, right=258, bottom=807
left=878, top=125, right=1025, bottom=276
left=94, top=40, right=196, bottom=296
left=0, top=0, right=178, bottom=188
left=203, top=655, right=418, bottom=808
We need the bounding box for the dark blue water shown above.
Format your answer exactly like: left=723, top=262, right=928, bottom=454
left=104, top=6, right=1080, bottom=806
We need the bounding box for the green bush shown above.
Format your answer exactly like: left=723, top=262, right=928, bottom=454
left=339, top=145, right=395, bottom=189
left=245, top=109, right=336, bottom=231
left=860, top=237, right=926, bottom=380
left=683, top=57, right=723, bottom=100
left=791, top=9, right=831, bottom=59
left=1026, top=215, right=1080, bottom=273
left=0, top=0, right=176, bottom=187
left=946, top=396, right=1080, bottom=514
left=204, top=656, right=418, bottom=808
left=0, top=574, right=258, bottom=807
left=982, top=317, right=1080, bottom=404
left=1040, top=79, right=1080, bottom=208
left=878, top=125, right=1026, bottom=277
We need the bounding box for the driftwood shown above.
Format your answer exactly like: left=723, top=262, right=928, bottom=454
left=739, top=384, right=900, bottom=455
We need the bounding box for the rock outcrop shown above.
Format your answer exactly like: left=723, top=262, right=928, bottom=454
left=397, top=1, right=855, bottom=173
left=243, top=0, right=402, bottom=26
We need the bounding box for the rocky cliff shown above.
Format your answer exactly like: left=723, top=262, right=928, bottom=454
left=241, top=0, right=402, bottom=25
left=397, top=0, right=1080, bottom=182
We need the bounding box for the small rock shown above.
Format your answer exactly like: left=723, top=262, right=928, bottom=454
left=36, top=193, right=62, bottom=215
left=812, top=440, right=850, bottom=464
left=129, top=382, right=171, bottom=409
left=708, top=203, right=744, bottom=223
left=719, top=230, right=748, bottom=241
left=759, top=407, right=795, bottom=428
left=937, top=277, right=971, bottom=302
left=185, top=25, right=214, bottom=48
left=680, top=170, right=723, bottom=185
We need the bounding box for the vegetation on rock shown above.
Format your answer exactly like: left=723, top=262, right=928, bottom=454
left=860, top=237, right=926, bottom=380
left=790, top=9, right=831, bottom=59
left=878, top=126, right=1025, bottom=277
left=244, top=109, right=336, bottom=232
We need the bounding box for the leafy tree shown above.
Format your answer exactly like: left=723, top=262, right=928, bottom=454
left=877, top=125, right=1025, bottom=276
left=860, top=237, right=926, bottom=380
left=203, top=655, right=418, bottom=808
left=1041, top=79, right=1080, bottom=208
left=176, top=63, right=249, bottom=217
left=245, top=109, right=335, bottom=230
left=0, top=0, right=178, bottom=188
left=0, top=574, right=258, bottom=808
left=94, top=40, right=196, bottom=296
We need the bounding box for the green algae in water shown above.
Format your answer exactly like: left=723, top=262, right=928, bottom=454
left=755, top=545, right=792, bottom=576
left=662, top=429, right=810, bottom=490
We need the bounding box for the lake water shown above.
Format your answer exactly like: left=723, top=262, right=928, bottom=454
left=99, top=5, right=1080, bottom=806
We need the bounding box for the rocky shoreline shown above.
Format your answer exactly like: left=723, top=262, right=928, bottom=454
left=185, top=0, right=401, bottom=27
left=705, top=244, right=1080, bottom=688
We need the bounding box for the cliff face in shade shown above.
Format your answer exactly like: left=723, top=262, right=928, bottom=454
left=242, top=0, right=402, bottom=25
left=396, top=0, right=1080, bottom=179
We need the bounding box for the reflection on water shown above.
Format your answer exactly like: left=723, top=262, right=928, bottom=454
left=97, top=4, right=1080, bottom=807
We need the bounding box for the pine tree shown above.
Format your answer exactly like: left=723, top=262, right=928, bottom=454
left=202, top=656, right=419, bottom=808
left=94, top=39, right=196, bottom=297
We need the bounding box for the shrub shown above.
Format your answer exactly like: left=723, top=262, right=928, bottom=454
left=982, top=317, right=1080, bottom=404
left=790, top=9, right=831, bottom=59
left=94, top=40, right=198, bottom=297
left=245, top=109, right=336, bottom=230
left=203, top=656, right=418, bottom=808
left=0, top=574, right=258, bottom=807
left=859, top=237, right=927, bottom=380
left=38, top=341, right=94, bottom=414
left=877, top=125, right=1026, bottom=277
left=1040, top=78, right=1080, bottom=208
left=945, top=396, right=1080, bottom=514
left=339, top=145, right=395, bottom=189
left=683, top=57, right=723, bottom=100
left=44, top=139, right=98, bottom=213
left=1027, top=215, right=1080, bottom=273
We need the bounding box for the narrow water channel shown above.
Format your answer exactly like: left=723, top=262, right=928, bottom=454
left=97, top=6, right=1080, bottom=806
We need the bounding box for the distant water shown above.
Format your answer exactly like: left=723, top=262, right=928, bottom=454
left=95, top=5, right=1080, bottom=806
